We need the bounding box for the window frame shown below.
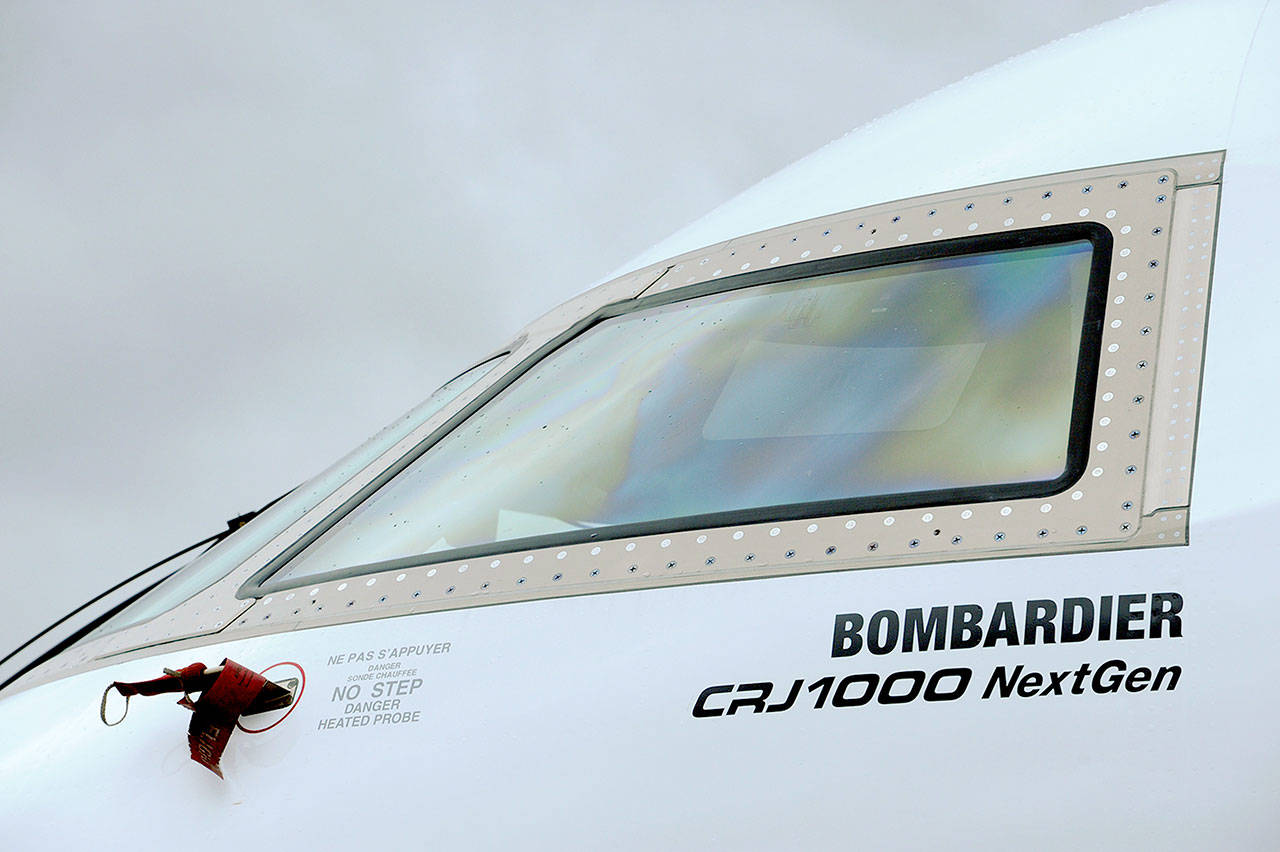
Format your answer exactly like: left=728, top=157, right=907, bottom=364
left=29, top=154, right=1212, bottom=678
left=243, top=222, right=1112, bottom=597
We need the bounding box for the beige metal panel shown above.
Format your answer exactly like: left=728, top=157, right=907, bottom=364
left=1143, top=184, right=1219, bottom=510
left=1159, top=151, right=1224, bottom=185
left=639, top=151, right=1223, bottom=297
left=20, top=153, right=1222, bottom=689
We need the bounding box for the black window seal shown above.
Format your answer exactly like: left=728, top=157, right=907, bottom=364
left=240, top=222, right=1112, bottom=597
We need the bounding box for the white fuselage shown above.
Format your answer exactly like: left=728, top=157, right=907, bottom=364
left=2, top=2, right=1278, bottom=848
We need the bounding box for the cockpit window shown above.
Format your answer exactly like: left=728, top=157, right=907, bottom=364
left=268, top=225, right=1106, bottom=588
left=86, top=356, right=505, bottom=638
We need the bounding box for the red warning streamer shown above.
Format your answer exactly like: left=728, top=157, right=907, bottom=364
left=186, top=660, right=267, bottom=777
left=101, top=658, right=280, bottom=778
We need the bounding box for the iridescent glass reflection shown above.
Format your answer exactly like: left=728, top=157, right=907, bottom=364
left=278, top=239, right=1095, bottom=581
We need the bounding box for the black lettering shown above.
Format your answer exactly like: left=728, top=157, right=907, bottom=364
left=1023, top=600, right=1058, bottom=645
left=765, top=679, right=803, bottom=713
left=726, top=683, right=773, bottom=715
left=983, top=601, right=1021, bottom=647
left=923, top=668, right=971, bottom=701
left=832, top=613, right=864, bottom=657
left=1099, top=595, right=1113, bottom=640
left=951, top=604, right=984, bottom=649
left=878, top=671, right=925, bottom=705
left=1150, top=592, right=1183, bottom=638
left=1061, top=597, right=1095, bottom=643
left=808, top=676, right=835, bottom=709
left=1071, top=662, right=1092, bottom=694
left=1092, top=659, right=1127, bottom=693
left=692, top=685, right=733, bottom=718
left=832, top=673, right=879, bottom=707
left=1041, top=669, right=1068, bottom=696
left=1016, top=672, right=1043, bottom=697
left=1116, top=594, right=1146, bottom=639
left=1153, top=665, right=1182, bottom=691
left=1125, top=667, right=1152, bottom=692
left=903, top=607, right=949, bottom=652
left=867, top=610, right=900, bottom=655
left=982, top=665, right=1022, bottom=699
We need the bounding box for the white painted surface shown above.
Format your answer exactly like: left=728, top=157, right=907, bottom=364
left=1, top=515, right=1276, bottom=847
left=2, top=1, right=1279, bottom=848
left=615, top=0, right=1266, bottom=278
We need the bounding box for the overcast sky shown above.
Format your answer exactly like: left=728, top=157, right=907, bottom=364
left=0, top=1, right=1151, bottom=655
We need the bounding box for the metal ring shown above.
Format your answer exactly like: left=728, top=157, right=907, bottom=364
left=100, top=685, right=129, bottom=726
left=237, top=661, right=306, bottom=735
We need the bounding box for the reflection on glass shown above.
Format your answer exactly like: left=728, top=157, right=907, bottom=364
left=87, top=357, right=504, bottom=638
left=278, top=239, right=1095, bottom=583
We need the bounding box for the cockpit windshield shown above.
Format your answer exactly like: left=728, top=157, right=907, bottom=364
left=271, top=228, right=1102, bottom=588
left=86, top=356, right=504, bottom=638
